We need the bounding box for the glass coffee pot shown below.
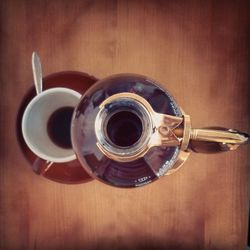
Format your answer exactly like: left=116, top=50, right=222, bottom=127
left=71, top=74, right=249, bottom=188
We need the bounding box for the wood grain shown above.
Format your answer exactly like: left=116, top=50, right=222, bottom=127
left=0, top=1, right=249, bottom=249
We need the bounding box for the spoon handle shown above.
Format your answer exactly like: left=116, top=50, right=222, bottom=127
left=32, top=52, right=43, bottom=95
left=32, top=157, right=53, bottom=175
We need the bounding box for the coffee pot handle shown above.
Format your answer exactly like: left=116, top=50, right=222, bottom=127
left=188, top=127, right=249, bottom=153
left=165, top=114, right=249, bottom=153
left=152, top=112, right=249, bottom=153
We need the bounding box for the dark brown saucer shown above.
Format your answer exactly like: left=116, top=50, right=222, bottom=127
left=16, top=71, right=98, bottom=184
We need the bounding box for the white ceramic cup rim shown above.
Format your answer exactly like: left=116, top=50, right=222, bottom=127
left=22, top=87, right=81, bottom=163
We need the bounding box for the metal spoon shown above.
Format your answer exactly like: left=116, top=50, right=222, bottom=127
left=32, top=52, right=43, bottom=95
left=31, top=52, right=53, bottom=174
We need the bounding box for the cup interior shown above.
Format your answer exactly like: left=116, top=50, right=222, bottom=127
left=22, top=87, right=81, bottom=162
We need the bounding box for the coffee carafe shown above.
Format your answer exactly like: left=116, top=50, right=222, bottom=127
left=71, top=74, right=249, bottom=188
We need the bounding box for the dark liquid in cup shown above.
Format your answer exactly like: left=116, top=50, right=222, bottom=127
left=107, top=111, right=142, bottom=147
left=47, top=106, right=74, bottom=149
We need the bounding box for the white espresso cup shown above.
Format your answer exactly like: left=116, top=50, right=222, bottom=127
left=22, top=87, right=81, bottom=163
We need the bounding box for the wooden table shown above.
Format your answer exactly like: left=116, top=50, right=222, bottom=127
left=0, top=1, right=249, bottom=249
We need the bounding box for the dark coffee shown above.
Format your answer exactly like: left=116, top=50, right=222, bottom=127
left=47, top=106, right=74, bottom=149
left=107, top=111, right=142, bottom=147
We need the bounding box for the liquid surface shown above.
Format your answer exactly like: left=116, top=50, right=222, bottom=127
left=47, top=106, right=74, bottom=149
left=107, top=111, right=142, bottom=147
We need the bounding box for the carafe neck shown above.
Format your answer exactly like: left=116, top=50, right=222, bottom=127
left=95, top=92, right=183, bottom=162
